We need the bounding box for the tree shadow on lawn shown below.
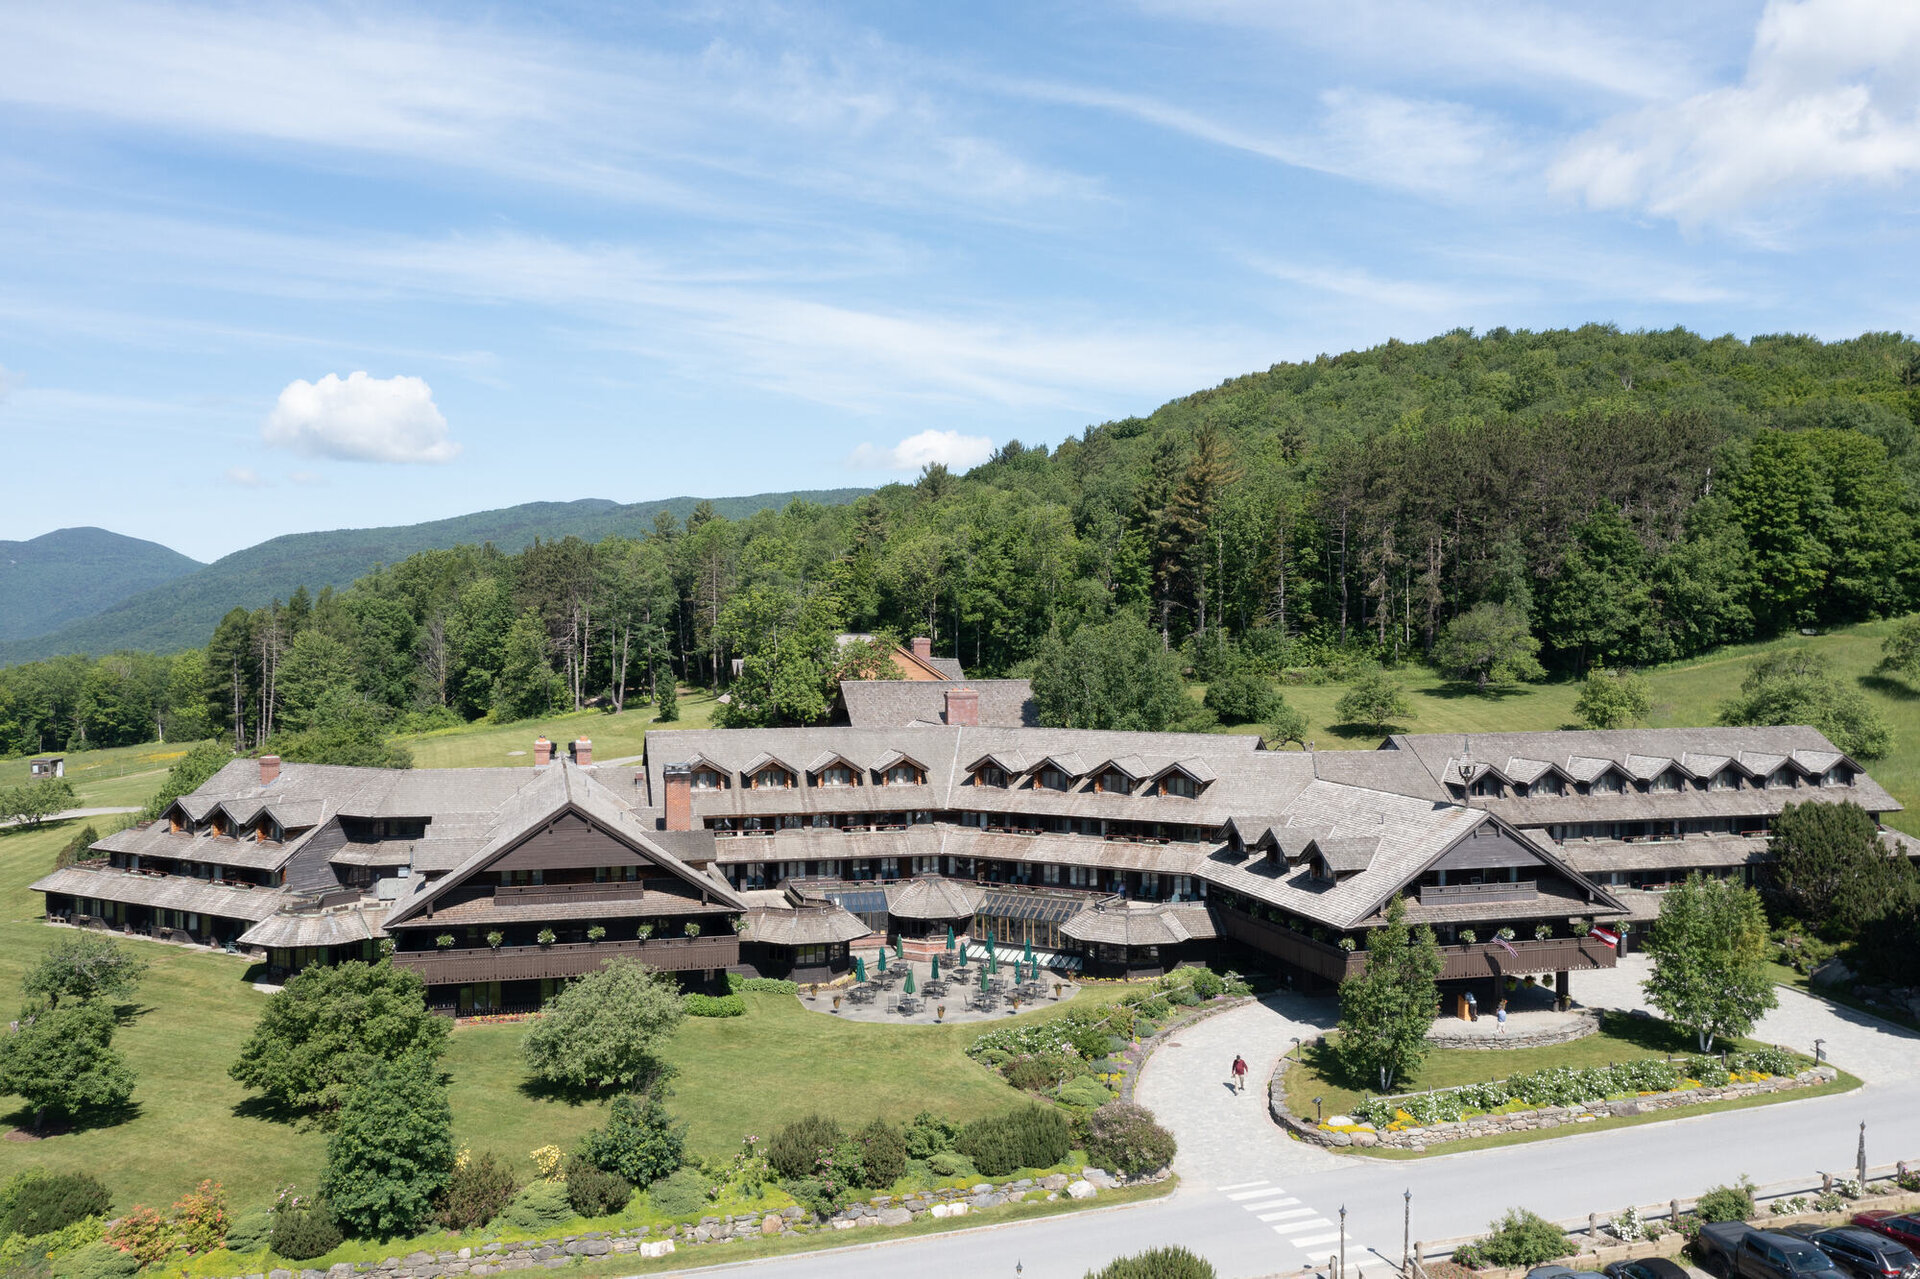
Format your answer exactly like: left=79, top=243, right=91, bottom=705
left=229, top=1093, right=311, bottom=1127
left=515, top=1076, right=619, bottom=1109
left=1323, top=722, right=1404, bottom=741
left=1421, top=681, right=1539, bottom=702
left=1859, top=673, right=1920, bottom=702
left=3, top=1096, right=143, bottom=1138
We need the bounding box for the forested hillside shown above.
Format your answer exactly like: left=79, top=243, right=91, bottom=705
left=6, top=324, right=1920, bottom=757
left=0, top=527, right=203, bottom=642
left=0, top=489, right=870, bottom=663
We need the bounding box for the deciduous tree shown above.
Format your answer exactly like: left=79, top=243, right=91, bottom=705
left=1336, top=896, right=1441, bottom=1092
left=1431, top=602, right=1545, bottom=691
left=0, top=1001, right=136, bottom=1132
left=1333, top=668, right=1415, bottom=732
left=1641, top=873, right=1777, bottom=1052
left=322, top=1055, right=455, bottom=1239
left=1574, top=668, right=1653, bottom=730
left=521, top=958, right=684, bottom=1092
left=21, top=936, right=147, bottom=1009
left=1717, top=649, right=1893, bottom=759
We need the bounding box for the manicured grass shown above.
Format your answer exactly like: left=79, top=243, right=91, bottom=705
left=0, top=738, right=212, bottom=809
left=1281, top=1012, right=1815, bottom=1121
left=394, top=689, right=721, bottom=771
left=1228, top=618, right=1920, bottom=835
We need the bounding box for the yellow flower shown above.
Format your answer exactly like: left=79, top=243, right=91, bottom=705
left=531, top=1144, right=566, bottom=1180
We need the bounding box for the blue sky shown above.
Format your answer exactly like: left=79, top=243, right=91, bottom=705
left=3, top=0, right=1919, bottom=561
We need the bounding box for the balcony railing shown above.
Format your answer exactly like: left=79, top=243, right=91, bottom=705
left=493, top=881, right=655, bottom=906
left=1417, top=881, right=1539, bottom=905
left=1437, top=935, right=1616, bottom=980
left=391, top=934, right=739, bottom=985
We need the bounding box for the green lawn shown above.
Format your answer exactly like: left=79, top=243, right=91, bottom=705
left=394, top=689, right=721, bottom=771
left=0, top=738, right=211, bottom=811
left=1281, top=1011, right=1815, bottom=1121
left=1233, top=619, right=1920, bottom=835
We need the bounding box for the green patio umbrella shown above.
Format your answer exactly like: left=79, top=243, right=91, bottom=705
left=945, top=925, right=955, bottom=951
left=904, top=966, right=917, bottom=995
left=894, top=938, right=904, bottom=961
left=978, top=965, right=988, bottom=992
left=877, top=948, right=888, bottom=973
left=1024, top=937, right=1034, bottom=965
left=855, top=956, right=867, bottom=982
left=930, top=955, right=940, bottom=981
left=988, top=945, right=999, bottom=976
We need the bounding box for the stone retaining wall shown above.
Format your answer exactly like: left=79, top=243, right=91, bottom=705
left=1269, top=1064, right=1840, bottom=1152
left=1118, top=995, right=1253, bottom=1104
left=1425, top=1010, right=1599, bottom=1051
left=230, top=1174, right=1134, bottom=1279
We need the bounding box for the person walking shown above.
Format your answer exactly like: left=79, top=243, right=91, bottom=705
left=1495, top=1000, right=1508, bottom=1034
left=1230, top=1053, right=1249, bottom=1094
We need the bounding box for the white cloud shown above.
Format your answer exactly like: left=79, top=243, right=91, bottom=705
left=1550, top=0, right=1920, bottom=227
left=263, top=372, right=458, bottom=464
left=847, top=429, right=996, bottom=472
left=224, top=466, right=266, bottom=487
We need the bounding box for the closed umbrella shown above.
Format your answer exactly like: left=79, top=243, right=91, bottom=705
left=945, top=925, right=955, bottom=952
left=979, top=965, right=988, bottom=992
left=855, top=955, right=867, bottom=982
left=1024, top=937, right=1034, bottom=965
left=895, top=938, right=904, bottom=961
left=930, top=955, right=940, bottom=981
left=904, top=966, right=917, bottom=995
left=878, top=947, right=888, bottom=973
left=988, top=944, right=999, bottom=976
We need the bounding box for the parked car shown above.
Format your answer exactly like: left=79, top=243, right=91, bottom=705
left=1526, top=1267, right=1605, bottom=1279
left=1604, top=1258, right=1691, bottom=1279
left=1783, top=1226, right=1920, bottom=1279
left=1696, top=1222, right=1849, bottom=1279
left=1856, top=1216, right=1920, bottom=1255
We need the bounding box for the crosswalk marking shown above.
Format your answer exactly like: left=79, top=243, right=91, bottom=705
left=1292, top=1233, right=1343, bottom=1248
left=1216, top=1180, right=1271, bottom=1193
left=1270, top=1218, right=1335, bottom=1236
left=1237, top=1194, right=1298, bottom=1210
left=1225, top=1186, right=1285, bottom=1201
left=1257, top=1208, right=1315, bottom=1222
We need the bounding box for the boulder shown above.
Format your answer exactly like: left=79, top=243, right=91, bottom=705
left=971, top=1183, right=995, bottom=1195
left=638, top=1241, right=675, bottom=1259
left=1040, top=1174, right=1069, bottom=1191
left=1082, top=1167, right=1117, bottom=1189
left=878, top=1208, right=912, bottom=1227
left=1811, top=958, right=1853, bottom=989
left=761, top=1215, right=783, bottom=1236
left=1352, top=1131, right=1378, bottom=1147
left=1067, top=1180, right=1097, bottom=1200
left=831, top=1219, right=857, bottom=1231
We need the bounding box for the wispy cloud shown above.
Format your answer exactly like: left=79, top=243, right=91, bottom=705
left=1550, top=0, right=1920, bottom=229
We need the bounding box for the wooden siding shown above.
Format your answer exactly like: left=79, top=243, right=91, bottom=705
left=495, top=813, right=671, bottom=874
left=285, top=819, right=349, bottom=895
left=493, top=881, right=655, bottom=907
left=1417, top=881, right=1539, bottom=906
left=1431, top=827, right=1551, bottom=872
left=1439, top=935, right=1616, bottom=980
left=1214, top=907, right=1359, bottom=982
left=392, top=934, right=739, bottom=984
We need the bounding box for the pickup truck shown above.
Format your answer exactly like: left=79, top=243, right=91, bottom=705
left=1696, top=1223, right=1850, bottom=1279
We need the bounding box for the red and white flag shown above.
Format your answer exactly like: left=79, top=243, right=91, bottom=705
left=1591, top=926, right=1620, bottom=950
left=1494, top=936, right=1518, bottom=957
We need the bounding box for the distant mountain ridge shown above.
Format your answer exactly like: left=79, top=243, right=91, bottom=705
left=0, top=527, right=204, bottom=642
left=0, top=489, right=870, bottom=663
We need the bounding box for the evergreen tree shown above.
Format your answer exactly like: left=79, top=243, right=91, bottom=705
left=490, top=611, right=563, bottom=722
left=1769, top=799, right=1920, bottom=940
left=1336, top=896, right=1441, bottom=1092
left=321, top=1056, right=455, bottom=1238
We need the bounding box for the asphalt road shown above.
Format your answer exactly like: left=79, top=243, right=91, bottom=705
left=667, top=971, right=1920, bottom=1279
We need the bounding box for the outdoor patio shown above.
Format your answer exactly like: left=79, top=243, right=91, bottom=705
left=798, top=948, right=1081, bottom=1024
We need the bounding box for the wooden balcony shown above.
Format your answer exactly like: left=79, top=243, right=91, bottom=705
left=493, top=881, right=653, bottom=906
left=1417, top=881, right=1539, bottom=906
left=1438, top=935, right=1615, bottom=980
left=391, top=934, right=739, bottom=985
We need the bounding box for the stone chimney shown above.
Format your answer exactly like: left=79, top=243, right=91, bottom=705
left=663, top=763, right=693, bottom=831
left=534, top=737, right=553, bottom=767
left=571, top=738, right=593, bottom=766
left=911, top=636, right=932, bottom=660
left=945, top=687, right=980, bottom=727
left=259, top=755, right=281, bottom=785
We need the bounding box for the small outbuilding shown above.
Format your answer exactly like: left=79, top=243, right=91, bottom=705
left=29, top=757, right=64, bottom=779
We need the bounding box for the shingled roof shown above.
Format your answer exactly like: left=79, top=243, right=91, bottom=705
left=840, top=679, right=1038, bottom=728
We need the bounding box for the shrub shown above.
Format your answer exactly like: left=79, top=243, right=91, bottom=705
left=1187, top=970, right=1225, bottom=1000
left=926, top=1151, right=977, bottom=1179
left=322, top=1055, right=455, bottom=1239
left=1472, top=1209, right=1572, bottom=1268
left=0, top=1170, right=113, bottom=1238
left=1085, top=1245, right=1216, bottom=1279
left=780, top=1177, right=849, bottom=1220
left=854, top=1119, right=908, bottom=1189
left=1085, top=1103, right=1176, bottom=1178
left=1695, top=1178, right=1756, bottom=1223
left=435, top=1151, right=517, bottom=1232
left=102, top=1206, right=173, bottom=1265
left=682, top=993, right=746, bottom=1018
left=51, top=1241, right=139, bottom=1279
left=732, top=976, right=799, bottom=994
left=501, top=1181, right=573, bottom=1232
left=563, top=1159, right=632, bottom=1219
left=578, top=1090, right=687, bottom=1186
left=956, top=1106, right=1072, bottom=1177
left=267, top=1200, right=342, bottom=1261
left=645, top=1169, right=711, bottom=1219
left=1167, top=988, right=1200, bottom=1008
left=766, top=1114, right=843, bottom=1180
left=170, top=1180, right=229, bottom=1254
left=1056, top=1076, right=1115, bottom=1109
left=904, top=1111, right=959, bottom=1159
left=1005, top=1057, right=1071, bottom=1091
left=224, top=1208, right=275, bottom=1254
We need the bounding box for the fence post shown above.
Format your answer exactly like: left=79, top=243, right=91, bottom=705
left=1670, top=1199, right=1681, bottom=1228
left=1590, top=1213, right=1600, bottom=1248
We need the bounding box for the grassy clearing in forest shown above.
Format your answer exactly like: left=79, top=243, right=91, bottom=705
left=393, top=688, right=721, bottom=770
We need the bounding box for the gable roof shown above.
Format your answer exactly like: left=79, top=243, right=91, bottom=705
left=840, top=679, right=1038, bottom=729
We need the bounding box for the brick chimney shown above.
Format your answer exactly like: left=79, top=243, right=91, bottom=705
left=571, top=738, right=593, bottom=766
left=911, top=636, right=932, bottom=660
left=663, top=763, right=693, bottom=831
left=945, top=687, right=980, bottom=727
left=259, top=755, right=281, bottom=785
left=534, top=737, right=553, bottom=766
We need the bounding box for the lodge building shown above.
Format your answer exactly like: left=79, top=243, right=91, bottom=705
left=30, top=678, right=1907, bottom=1013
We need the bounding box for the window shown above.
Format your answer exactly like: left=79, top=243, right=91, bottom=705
left=1590, top=771, right=1623, bottom=794
left=593, top=865, right=640, bottom=882
left=692, top=769, right=723, bottom=791
left=879, top=858, right=900, bottom=878
left=1824, top=765, right=1853, bottom=786
left=1709, top=769, right=1736, bottom=791
left=976, top=767, right=1008, bottom=788
left=1161, top=773, right=1196, bottom=798
left=1470, top=777, right=1502, bottom=797
left=817, top=766, right=853, bottom=788
left=794, top=944, right=826, bottom=967
left=1098, top=770, right=1129, bottom=794
left=752, top=766, right=793, bottom=789
left=1650, top=770, right=1679, bottom=793
left=885, top=764, right=921, bottom=786
left=1043, top=864, right=1061, bottom=884
left=1038, top=767, right=1071, bottom=792
left=1767, top=770, right=1792, bottom=790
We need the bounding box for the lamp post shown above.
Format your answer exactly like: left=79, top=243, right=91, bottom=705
left=1403, top=1189, right=1412, bottom=1273
left=1858, top=1121, right=1868, bottom=1189
left=1314, top=1096, right=1325, bottom=1124
left=1340, top=1205, right=1348, bottom=1279
left=1814, top=1037, right=1826, bottom=1064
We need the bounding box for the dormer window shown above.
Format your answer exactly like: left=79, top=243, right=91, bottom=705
left=1708, top=769, right=1736, bottom=792
left=884, top=764, right=922, bottom=786
left=1161, top=773, right=1196, bottom=799
left=691, top=769, right=723, bottom=791
left=976, top=766, right=1008, bottom=788
left=1535, top=776, right=1563, bottom=796
left=1590, top=771, right=1623, bottom=795
left=817, top=766, right=854, bottom=788
left=1038, top=767, right=1071, bottom=792
left=1824, top=765, right=1853, bottom=786
left=752, top=766, right=794, bottom=790
left=1649, top=770, right=1679, bottom=794
left=1098, top=770, right=1130, bottom=795
left=1766, top=769, right=1793, bottom=790
left=1470, top=777, right=1502, bottom=798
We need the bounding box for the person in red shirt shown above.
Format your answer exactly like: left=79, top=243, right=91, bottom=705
left=1231, top=1054, right=1249, bottom=1094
